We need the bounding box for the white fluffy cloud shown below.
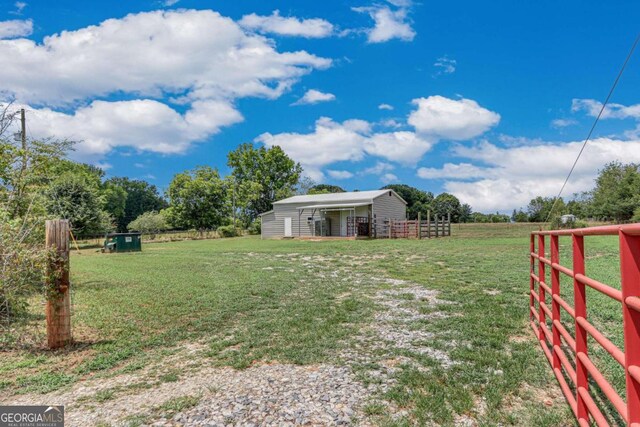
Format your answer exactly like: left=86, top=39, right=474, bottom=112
left=417, top=162, right=490, bottom=180
left=408, top=96, right=500, bottom=140
left=381, top=173, right=398, bottom=184
left=23, top=99, right=243, bottom=158
left=362, top=161, right=395, bottom=175
left=418, top=138, right=640, bottom=212
left=0, top=9, right=330, bottom=160
left=292, top=89, right=336, bottom=105
left=365, top=131, right=434, bottom=164
left=551, top=118, right=578, bottom=129
left=256, top=117, right=369, bottom=180
left=353, top=4, right=415, bottom=43
left=572, top=98, right=640, bottom=120
left=378, top=103, right=394, bottom=110
left=1, top=10, right=330, bottom=105
left=327, top=170, right=354, bottom=179
left=239, top=10, right=334, bottom=38
left=255, top=117, right=433, bottom=180
left=0, top=19, right=32, bottom=38
left=257, top=95, right=497, bottom=179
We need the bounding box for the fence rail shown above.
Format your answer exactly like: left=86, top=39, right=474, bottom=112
left=384, top=212, right=451, bottom=239
left=529, top=223, right=640, bottom=426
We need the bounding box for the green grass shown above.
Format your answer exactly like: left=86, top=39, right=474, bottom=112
left=1, top=223, right=626, bottom=425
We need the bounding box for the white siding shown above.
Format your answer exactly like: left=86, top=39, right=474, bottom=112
left=371, top=190, right=407, bottom=237
left=261, top=202, right=319, bottom=238
left=260, top=211, right=276, bottom=239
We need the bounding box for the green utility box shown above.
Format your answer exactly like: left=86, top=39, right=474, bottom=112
left=103, top=233, right=142, bottom=253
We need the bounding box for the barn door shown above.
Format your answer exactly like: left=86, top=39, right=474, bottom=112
left=284, top=217, right=292, bottom=237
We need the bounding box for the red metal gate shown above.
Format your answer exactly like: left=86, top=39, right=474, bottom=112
left=530, top=224, right=640, bottom=426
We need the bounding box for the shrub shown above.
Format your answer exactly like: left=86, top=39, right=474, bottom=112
left=127, top=211, right=167, bottom=239
left=0, top=209, right=48, bottom=345
left=216, top=225, right=239, bottom=238
left=549, top=215, right=588, bottom=230
left=247, top=218, right=261, bottom=235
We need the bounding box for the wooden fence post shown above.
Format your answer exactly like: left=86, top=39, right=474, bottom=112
left=447, top=212, right=451, bottom=236
left=427, top=210, right=431, bottom=239
left=418, top=212, right=422, bottom=239
left=389, top=219, right=392, bottom=239
left=435, top=215, right=439, bottom=238
left=45, top=220, right=72, bottom=349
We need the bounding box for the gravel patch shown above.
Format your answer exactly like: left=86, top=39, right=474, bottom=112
left=4, top=360, right=372, bottom=427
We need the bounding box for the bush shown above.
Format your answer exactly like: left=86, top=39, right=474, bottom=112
left=549, top=215, right=588, bottom=230
left=247, top=218, right=261, bottom=235
left=216, top=225, right=240, bottom=238
left=0, top=209, right=47, bottom=345
left=127, top=211, right=167, bottom=239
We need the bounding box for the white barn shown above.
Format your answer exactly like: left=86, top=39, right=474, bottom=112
left=260, top=190, right=407, bottom=239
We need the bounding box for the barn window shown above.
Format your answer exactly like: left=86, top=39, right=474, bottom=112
left=389, top=191, right=392, bottom=196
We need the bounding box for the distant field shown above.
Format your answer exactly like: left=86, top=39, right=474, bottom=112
left=0, top=223, right=625, bottom=425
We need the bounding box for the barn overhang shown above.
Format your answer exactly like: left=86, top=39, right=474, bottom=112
left=295, top=202, right=372, bottom=237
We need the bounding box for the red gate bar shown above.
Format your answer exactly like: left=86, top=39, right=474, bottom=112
left=530, top=223, right=640, bottom=426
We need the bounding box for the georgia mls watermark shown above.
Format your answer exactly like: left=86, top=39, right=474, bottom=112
left=0, top=406, right=64, bottom=427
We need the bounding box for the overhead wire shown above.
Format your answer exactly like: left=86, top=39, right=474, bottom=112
left=544, top=32, right=640, bottom=224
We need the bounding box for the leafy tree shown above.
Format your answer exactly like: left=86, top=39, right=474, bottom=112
left=105, top=177, right=167, bottom=232
left=225, top=175, right=261, bottom=227
left=433, top=193, right=462, bottom=222
left=127, top=211, right=167, bottom=239
left=308, top=184, right=345, bottom=194
left=589, top=162, right=640, bottom=222
left=527, top=196, right=564, bottom=222
left=166, top=166, right=227, bottom=232
left=460, top=203, right=473, bottom=223
left=513, top=209, right=529, bottom=222
left=382, top=184, right=434, bottom=220
left=0, top=136, right=74, bottom=219
left=227, top=143, right=302, bottom=218
left=102, top=183, right=127, bottom=223
left=45, top=173, right=113, bottom=237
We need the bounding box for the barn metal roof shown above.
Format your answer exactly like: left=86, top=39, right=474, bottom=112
left=297, top=202, right=372, bottom=210
left=273, top=189, right=406, bottom=205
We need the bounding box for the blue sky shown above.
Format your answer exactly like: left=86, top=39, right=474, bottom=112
left=1, top=0, right=640, bottom=212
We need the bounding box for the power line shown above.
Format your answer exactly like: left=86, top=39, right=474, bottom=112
left=545, top=31, right=640, bottom=224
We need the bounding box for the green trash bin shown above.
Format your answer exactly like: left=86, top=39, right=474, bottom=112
left=103, top=233, right=142, bottom=253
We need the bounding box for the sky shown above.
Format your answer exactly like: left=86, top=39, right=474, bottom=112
left=1, top=0, right=640, bottom=213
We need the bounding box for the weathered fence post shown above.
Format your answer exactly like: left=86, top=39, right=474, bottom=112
left=435, top=215, right=439, bottom=238
left=447, top=212, right=451, bottom=236
left=417, top=212, right=422, bottom=239
left=389, top=219, right=392, bottom=239
left=45, top=220, right=72, bottom=349
left=427, top=210, right=431, bottom=239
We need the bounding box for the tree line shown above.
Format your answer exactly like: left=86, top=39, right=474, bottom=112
left=512, top=162, right=640, bottom=224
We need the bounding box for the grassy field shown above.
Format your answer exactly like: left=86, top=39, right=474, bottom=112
left=0, top=223, right=627, bottom=426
